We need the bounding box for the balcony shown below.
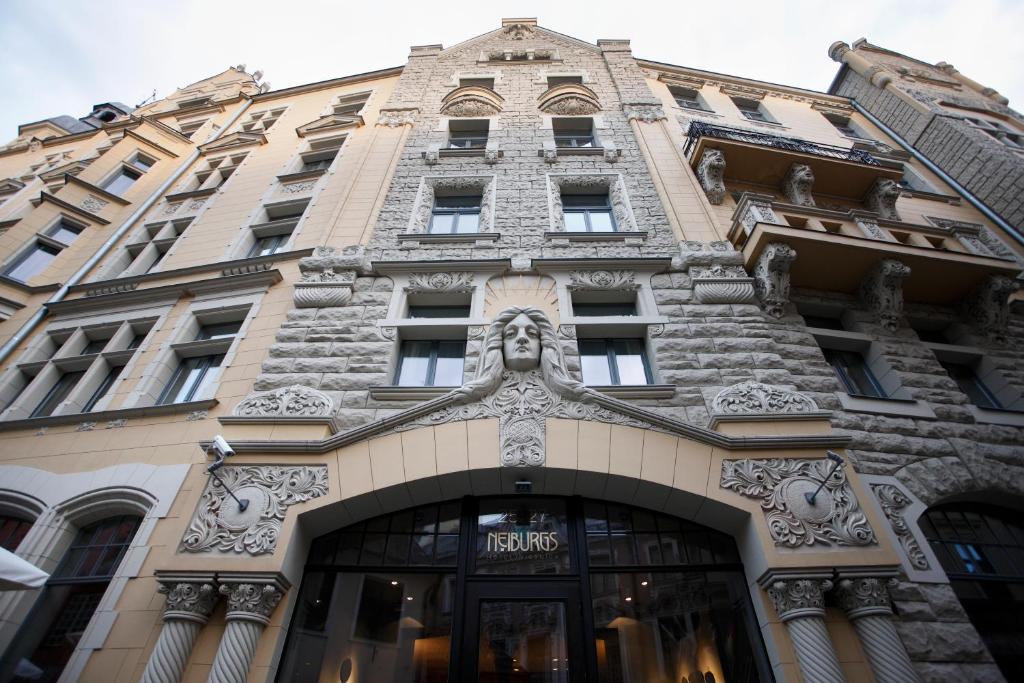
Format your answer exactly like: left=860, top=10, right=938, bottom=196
left=730, top=193, right=1020, bottom=305
left=685, top=121, right=902, bottom=199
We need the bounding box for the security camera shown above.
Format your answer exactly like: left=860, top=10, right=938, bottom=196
left=209, top=435, right=235, bottom=460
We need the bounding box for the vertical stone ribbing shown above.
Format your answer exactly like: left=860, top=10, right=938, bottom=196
left=837, top=577, right=920, bottom=683
left=141, top=580, right=217, bottom=683
left=208, top=580, right=287, bottom=683
left=765, top=577, right=845, bottom=683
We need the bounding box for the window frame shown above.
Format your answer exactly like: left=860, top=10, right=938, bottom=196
left=577, top=337, right=653, bottom=386
left=393, top=339, right=467, bottom=387
left=428, top=195, right=482, bottom=234
left=560, top=193, right=617, bottom=233
left=552, top=117, right=596, bottom=148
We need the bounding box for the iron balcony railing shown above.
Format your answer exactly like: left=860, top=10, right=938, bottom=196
left=684, top=121, right=881, bottom=166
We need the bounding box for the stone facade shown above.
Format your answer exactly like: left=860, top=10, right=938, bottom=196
left=0, top=17, right=1021, bottom=683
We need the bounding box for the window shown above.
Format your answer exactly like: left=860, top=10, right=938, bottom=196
left=3, top=516, right=140, bottom=683
left=552, top=117, right=595, bottom=147
left=547, top=75, right=583, bottom=87
left=562, top=193, right=616, bottom=232
left=177, top=96, right=212, bottom=109
left=111, top=217, right=192, bottom=278
left=241, top=108, right=285, bottom=133
left=733, top=97, right=771, bottom=123
left=195, top=320, right=242, bottom=340
left=572, top=301, right=637, bottom=317
left=156, top=317, right=244, bottom=405
left=80, top=336, right=109, bottom=355
left=247, top=233, right=289, bottom=257
left=332, top=92, right=370, bottom=116
left=191, top=153, right=247, bottom=190
left=429, top=195, right=481, bottom=234
left=4, top=243, right=60, bottom=283
left=157, top=354, right=224, bottom=404
left=47, top=220, right=82, bottom=245
left=822, top=347, right=886, bottom=398
left=0, top=516, right=32, bottom=552
left=298, top=136, right=345, bottom=172
left=578, top=338, right=652, bottom=386
left=176, top=117, right=208, bottom=140
left=826, top=114, right=868, bottom=139
left=460, top=77, right=495, bottom=89
left=81, top=365, right=124, bottom=412
left=407, top=304, right=471, bottom=318
left=30, top=371, right=85, bottom=417
left=963, top=117, right=1024, bottom=149
left=395, top=340, right=465, bottom=387
left=898, top=165, right=936, bottom=193
left=939, top=360, right=1002, bottom=410
left=129, top=154, right=155, bottom=172
left=803, top=313, right=845, bottom=330
left=669, top=86, right=706, bottom=111
left=244, top=199, right=308, bottom=256
left=101, top=167, right=141, bottom=196
left=448, top=120, right=489, bottom=149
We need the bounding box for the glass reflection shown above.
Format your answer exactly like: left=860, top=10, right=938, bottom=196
left=476, top=499, right=570, bottom=574
left=478, top=601, right=569, bottom=682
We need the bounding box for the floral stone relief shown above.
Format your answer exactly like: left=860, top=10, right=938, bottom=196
left=232, top=385, right=334, bottom=418
left=181, top=465, right=328, bottom=555
left=712, top=381, right=819, bottom=415
left=721, top=458, right=877, bottom=547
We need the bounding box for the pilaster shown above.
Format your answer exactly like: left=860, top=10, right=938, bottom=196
left=140, top=573, right=218, bottom=683
left=208, top=573, right=290, bottom=683
left=760, top=571, right=845, bottom=683
left=835, top=574, right=920, bottom=683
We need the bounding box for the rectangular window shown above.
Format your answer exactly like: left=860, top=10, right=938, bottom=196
left=552, top=118, right=595, bottom=147
left=157, top=354, right=224, bottom=404
left=101, top=167, right=141, bottom=195
left=82, top=365, right=124, bottom=412
left=733, top=97, right=769, bottom=123
left=299, top=136, right=345, bottom=172
left=547, top=75, right=583, bottom=87
left=333, top=92, right=370, bottom=116
left=4, top=243, right=60, bottom=283
left=448, top=120, right=489, bottom=149
left=460, top=78, right=495, bottom=89
left=395, top=340, right=466, bottom=387
left=669, top=86, right=705, bottom=111
left=247, top=233, right=290, bottom=258
left=578, top=339, right=652, bottom=386
left=130, top=154, right=155, bottom=171
left=407, top=304, right=472, bottom=318
left=177, top=118, right=208, bottom=139
left=803, top=314, right=844, bottom=330
left=562, top=194, right=616, bottom=232
left=429, top=195, right=481, bottom=234
left=826, top=115, right=866, bottom=139
left=940, top=361, right=1002, bottom=410
left=80, top=337, right=108, bottom=355
left=31, top=371, right=85, bottom=417
left=572, top=301, right=637, bottom=317
left=48, top=220, right=82, bottom=245
left=195, top=321, right=243, bottom=340
left=822, top=347, right=885, bottom=398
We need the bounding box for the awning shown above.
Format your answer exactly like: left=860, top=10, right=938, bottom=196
left=0, top=548, right=49, bottom=590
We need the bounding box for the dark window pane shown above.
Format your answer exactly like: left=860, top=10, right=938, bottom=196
left=407, top=305, right=471, bottom=319
left=31, top=371, right=85, bottom=417
left=48, top=222, right=82, bottom=245
left=940, top=361, right=1002, bottom=409
left=5, top=243, right=60, bottom=283
left=822, top=347, right=885, bottom=398
left=195, top=321, right=242, bottom=340
left=573, top=301, right=637, bottom=317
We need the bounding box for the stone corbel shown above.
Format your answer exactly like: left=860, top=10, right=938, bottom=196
left=424, top=143, right=440, bottom=166
left=293, top=245, right=366, bottom=308
left=622, top=103, right=666, bottom=122
left=864, top=178, right=901, bottom=221
left=733, top=193, right=780, bottom=236
left=210, top=574, right=290, bottom=683
left=962, top=274, right=1021, bottom=343
left=688, top=264, right=756, bottom=304
left=484, top=140, right=500, bottom=165
left=753, top=242, right=796, bottom=318
left=696, top=149, right=726, bottom=205
left=781, top=163, right=816, bottom=207
left=601, top=139, right=621, bottom=162
left=542, top=139, right=558, bottom=164
left=859, top=259, right=911, bottom=332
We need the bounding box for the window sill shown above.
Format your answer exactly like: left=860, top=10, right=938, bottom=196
left=0, top=398, right=218, bottom=432
left=546, top=147, right=605, bottom=157
left=837, top=393, right=937, bottom=419
left=0, top=275, right=61, bottom=294
left=397, top=232, right=500, bottom=244
left=544, top=231, right=647, bottom=242
left=898, top=188, right=961, bottom=204
left=969, top=405, right=1024, bottom=427
left=277, top=169, right=327, bottom=183
left=164, top=187, right=217, bottom=203
left=435, top=148, right=501, bottom=159
left=369, top=386, right=457, bottom=401
left=589, top=384, right=676, bottom=399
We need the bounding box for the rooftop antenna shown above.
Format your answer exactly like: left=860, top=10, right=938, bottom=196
left=135, top=89, right=157, bottom=108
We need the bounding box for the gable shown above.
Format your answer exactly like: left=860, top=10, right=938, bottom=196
left=439, top=21, right=600, bottom=63
left=198, top=131, right=267, bottom=153
left=295, top=113, right=364, bottom=138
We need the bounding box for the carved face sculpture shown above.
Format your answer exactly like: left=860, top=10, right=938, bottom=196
left=502, top=312, right=542, bottom=370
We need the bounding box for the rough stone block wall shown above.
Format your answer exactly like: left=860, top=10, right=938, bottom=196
left=833, top=70, right=932, bottom=143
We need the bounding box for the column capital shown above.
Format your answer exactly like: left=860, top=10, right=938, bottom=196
left=759, top=571, right=833, bottom=621
left=218, top=572, right=290, bottom=625
left=835, top=576, right=896, bottom=619
left=155, top=571, right=219, bottom=624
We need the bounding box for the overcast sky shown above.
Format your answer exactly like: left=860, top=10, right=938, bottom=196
left=1, top=0, right=1021, bottom=138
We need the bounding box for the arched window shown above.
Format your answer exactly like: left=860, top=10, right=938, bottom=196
left=277, top=497, right=771, bottom=683
left=0, top=514, right=141, bottom=683
left=920, top=503, right=1024, bottom=681
left=0, top=515, right=33, bottom=552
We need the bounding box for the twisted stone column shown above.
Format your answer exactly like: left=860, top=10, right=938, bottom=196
left=765, top=578, right=845, bottom=683
left=141, top=580, right=218, bottom=683
left=209, top=581, right=286, bottom=683
left=836, top=577, right=919, bottom=683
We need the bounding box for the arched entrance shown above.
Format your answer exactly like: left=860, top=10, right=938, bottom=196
left=920, top=502, right=1024, bottom=681
left=276, top=496, right=773, bottom=682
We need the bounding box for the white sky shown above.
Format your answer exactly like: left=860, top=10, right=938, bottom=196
left=1, top=0, right=1021, bottom=138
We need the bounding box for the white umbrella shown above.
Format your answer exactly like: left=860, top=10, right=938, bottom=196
left=0, top=547, right=49, bottom=590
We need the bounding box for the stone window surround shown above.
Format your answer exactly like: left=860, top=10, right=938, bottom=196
left=0, top=462, right=188, bottom=683
left=534, top=68, right=592, bottom=85
left=96, top=146, right=157, bottom=195
left=921, top=338, right=1024, bottom=426
left=545, top=172, right=639, bottom=234
left=238, top=104, right=290, bottom=134
left=406, top=175, right=497, bottom=235
left=0, top=305, right=169, bottom=421
left=226, top=196, right=311, bottom=261
left=444, top=70, right=503, bottom=88
left=281, top=129, right=350, bottom=178
left=1, top=212, right=91, bottom=282
left=321, top=88, right=374, bottom=118
left=125, top=290, right=263, bottom=409
left=807, top=323, right=938, bottom=419
left=99, top=216, right=196, bottom=280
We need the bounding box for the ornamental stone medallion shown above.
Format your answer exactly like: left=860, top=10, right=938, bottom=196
left=721, top=458, right=877, bottom=548
left=181, top=465, right=328, bottom=555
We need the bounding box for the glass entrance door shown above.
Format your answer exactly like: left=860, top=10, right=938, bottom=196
left=463, top=582, right=585, bottom=682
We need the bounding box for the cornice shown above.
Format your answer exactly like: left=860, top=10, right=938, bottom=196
left=164, top=187, right=217, bottom=203
left=122, top=129, right=180, bottom=158
left=532, top=257, right=673, bottom=270
left=251, top=66, right=404, bottom=103
left=0, top=398, right=218, bottom=433
left=372, top=258, right=511, bottom=273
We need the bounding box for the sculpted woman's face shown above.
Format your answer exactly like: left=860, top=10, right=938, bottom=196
left=502, top=312, right=541, bottom=370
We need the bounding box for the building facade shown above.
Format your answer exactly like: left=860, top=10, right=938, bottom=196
left=0, top=17, right=1021, bottom=683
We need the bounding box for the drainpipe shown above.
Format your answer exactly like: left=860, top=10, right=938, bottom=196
left=0, top=97, right=255, bottom=365
left=851, top=100, right=1024, bottom=248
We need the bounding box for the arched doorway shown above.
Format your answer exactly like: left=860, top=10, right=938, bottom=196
left=276, top=496, right=773, bottom=682
left=920, top=502, right=1024, bottom=680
